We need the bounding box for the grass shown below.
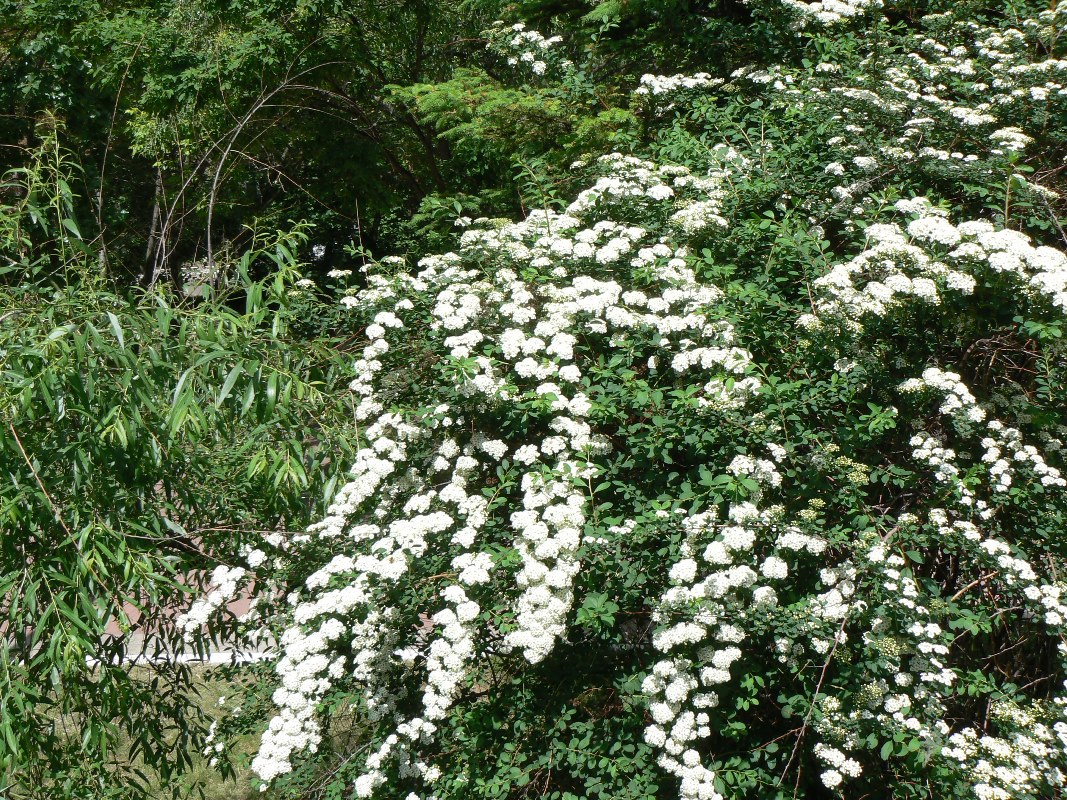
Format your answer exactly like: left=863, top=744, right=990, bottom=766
left=165, top=664, right=260, bottom=800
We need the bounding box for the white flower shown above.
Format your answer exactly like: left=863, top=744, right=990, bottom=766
left=821, top=769, right=843, bottom=788
left=670, top=558, right=699, bottom=584
left=246, top=549, right=267, bottom=569
left=760, top=556, right=789, bottom=580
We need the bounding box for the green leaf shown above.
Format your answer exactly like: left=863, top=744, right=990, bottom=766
left=217, top=363, right=244, bottom=407
left=61, top=217, right=82, bottom=239
left=106, top=312, right=125, bottom=350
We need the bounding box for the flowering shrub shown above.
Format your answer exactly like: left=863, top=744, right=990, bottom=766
left=196, top=3, right=1067, bottom=798
left=248, top=150, right=764, bottom=790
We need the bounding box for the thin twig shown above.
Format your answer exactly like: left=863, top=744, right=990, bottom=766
left=9, top=422, right=71, bottom=538
left=97, top=33, right=147, bottom=273
left=949, top=571, right=999, bottom=603
left=1039, top=192, right=1067, bottom=249
left=779, top=613, right=850, bottom=796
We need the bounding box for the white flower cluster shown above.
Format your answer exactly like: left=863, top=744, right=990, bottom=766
left=973, top=7, right=1067, bottom=109
left=778, top=0, right=883, bottom=27
left=643, top=459, right=829, bottom=800
left=420, top=443, right=493, bottom=722
left=670, top=200, right=729, bottom=237
left=727, top=453, right=782, bottom=498
left=634, top=72, right=721, bottom=96
left=741, top=7, right=1067, bottom=213
left=923, top=511, right=1067, bottom=794
left=808, top=510, right=1067, bottom=798
left=490, top=22, right=568, bottom=77
left=989, top=126, right=1033, bottom=155
left=927, top=509, right=1067, bottom=620
left=802, top=200, right=1067, bottom=330
left=252, top=610, right=371, bottom=781
left=252, top=148, right=763, bottom=796
left=942, top=701, right=1067, bottom=800
left=245, top=11, right=1067, bottom=794
left=560, top=152, right=740, bottom=235
left=817, top=513, right=1060, bottom=793
left=900, top=368, right=1066, bottom=503
left=814, top=546, right=953, bottom=778
left=813, top=743, right=862, bottom=789
left=506, top=466, right=586, bottom=663
left=832, top=355, right=1067, bottom=795
left=176, top=564, right=246, bottom=642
